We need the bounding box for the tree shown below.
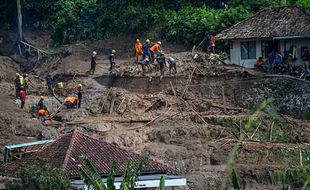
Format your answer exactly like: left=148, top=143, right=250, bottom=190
left=5, top=164, right=71, bottom=190
left=16, top=0, right=22, bottom=40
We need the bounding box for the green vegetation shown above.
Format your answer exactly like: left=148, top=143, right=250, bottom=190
left=1, top=0, right=309, bottom=45
left=5, top=163, right=71, bottom=190
left=79, top=154, right=147, bottom=190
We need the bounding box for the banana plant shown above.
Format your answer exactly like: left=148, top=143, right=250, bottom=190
left=79, top=154, right=148, bottom=190
left=159, top=176, right=165, bottom=190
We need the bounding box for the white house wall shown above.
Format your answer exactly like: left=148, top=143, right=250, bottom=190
left=229, top=39, right=262, bottom=68
left=229, top=38, right=310, bottom=68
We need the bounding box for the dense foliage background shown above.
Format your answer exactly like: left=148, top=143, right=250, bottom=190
left=0, top=0, right=309, bottom=45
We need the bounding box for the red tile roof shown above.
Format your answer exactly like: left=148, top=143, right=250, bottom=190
left=0, top=130, right=174, bottom=178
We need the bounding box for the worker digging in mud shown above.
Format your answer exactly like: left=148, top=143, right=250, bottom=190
left=64, top=96, right=79, bottom=108
left=89, top=51, right=97, bottom=74
left=168, top=56, right=177, bottom=74
left=23, top=73, right=30, bottom=92
left=142, top=39, right=151, bottom=62
left=156, top=50, right=166, bottom=80
left=76, top=84, right=82, bottom=108
left=37, top=108, right=48, bottom=117
left=36, top=96, right=48, bottom=116
left=37, top=96, right=45, bottom=110
left=45, top=72, right=53, bottom=91
left=138, top=57, right=150, bottom=76
left=109, top=49, right=116, bottom=73
left=150, top=41, right=161, bottom=64
left=135, top=39, right=143, bottom=62
left=19, top=87, right=26, bottom=109
left=14, top=73, right=21, bottom=98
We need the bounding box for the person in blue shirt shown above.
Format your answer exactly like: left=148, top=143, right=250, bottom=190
left=300, top=69, right=310, bottom=79
left=273, top=51, right=282, bottom=73
left=142, top=39, right=151, bottom=61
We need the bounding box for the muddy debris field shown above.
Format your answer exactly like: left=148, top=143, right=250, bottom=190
left=0, top=42, right=309, bottom=190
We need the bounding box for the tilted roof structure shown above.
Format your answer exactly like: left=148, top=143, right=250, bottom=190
left=222, top=7, right=310, bottom=40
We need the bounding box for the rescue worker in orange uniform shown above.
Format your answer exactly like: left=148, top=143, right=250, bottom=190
left=135, top=39, right=143, bottom=62
left=37, top=109, right=48, bottom=116
left=150, top=41, right=161, bottom=64
left=64, top=96, right=79, bottom=108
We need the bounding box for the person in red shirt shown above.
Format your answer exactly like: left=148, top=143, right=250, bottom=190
left=208, top=36, right=216, bottom=53
left=255, top=57, right=266, bottom=70
left=20, top=87, right=26, bottom=109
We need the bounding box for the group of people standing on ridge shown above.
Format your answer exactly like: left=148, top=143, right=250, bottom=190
left=87, top=39, right=177, bottom=80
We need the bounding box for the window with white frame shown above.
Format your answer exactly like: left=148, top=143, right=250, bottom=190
left=240, top=41, right=256, bottom=59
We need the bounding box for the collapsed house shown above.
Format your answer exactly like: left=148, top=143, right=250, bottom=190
left=221, top=7, right=310, bottom=68
left=0, top=130, right=186, bottom=189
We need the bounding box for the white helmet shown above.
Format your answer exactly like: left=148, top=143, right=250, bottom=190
left=92, top=51, right=97, bottom=55
left=146, top=39, right=150, bottom=43
left=157, top=41, right=162, bottom=45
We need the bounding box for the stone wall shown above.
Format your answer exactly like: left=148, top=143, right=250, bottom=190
left=97, top=75, right=310, bottom=118
left=189, top=76, right=310, bottom=118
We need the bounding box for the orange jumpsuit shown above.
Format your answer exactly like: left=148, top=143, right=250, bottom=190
left=135, top=40, right=143, bottom=62
left=37, top=109, right=48, bottom=116
left=150, top=44, right=160, bottom=53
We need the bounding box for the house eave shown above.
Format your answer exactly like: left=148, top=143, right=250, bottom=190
left=221, top=37, right=273, bottom=41
left=272, top=35, right=310, bottom=40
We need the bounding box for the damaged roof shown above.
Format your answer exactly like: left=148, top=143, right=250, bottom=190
left=222, top=7, right=310, bottom=40
left=0, top=130, right=174, bottom=178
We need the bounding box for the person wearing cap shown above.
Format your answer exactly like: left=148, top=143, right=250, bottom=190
left=142, top=39, right=151, bottom=62
left=150, top=41, right=161, bottom=64
left=76, top=84, right=82, bottom=108
left=135, top=39, right=143, bottom=62
left=168, top=56, right=177, bottom=74
left=109, top=50, right=116, bottom=72
left=89, top=51, right=97, bottom=74
left=14, top=73, right=21, bottom=98
left=37, top=96, right=45, bottom=110
left=155, top=50, right=166, bottom=80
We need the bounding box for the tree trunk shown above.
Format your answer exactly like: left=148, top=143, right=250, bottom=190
left=17, top=0, right=23, bottom=40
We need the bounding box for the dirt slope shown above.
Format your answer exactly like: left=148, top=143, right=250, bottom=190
left=0, top=33, right=309, bottom=189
